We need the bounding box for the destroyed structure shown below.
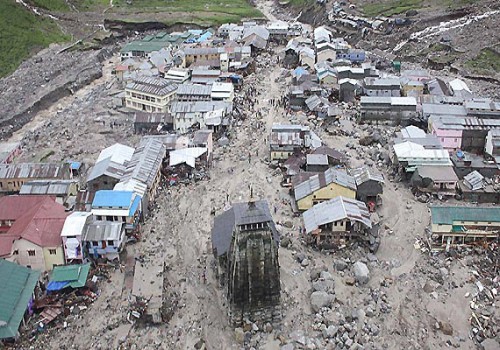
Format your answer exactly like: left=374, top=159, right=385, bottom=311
left=211, top=200, right=280, bottom=325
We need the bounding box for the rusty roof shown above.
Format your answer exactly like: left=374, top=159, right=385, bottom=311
left=0, top=163, right=69, bottom=181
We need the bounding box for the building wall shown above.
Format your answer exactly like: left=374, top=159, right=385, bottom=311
left=11, top=239, right=45, bottom=271
left=87, top=175, right=120, bottom=192
left=125, top=89, right=176, bottom=113
left=42, top=246, right=65, bottom=270
left=270, top=150, right=294, bottom=161
left=186, top=53, right=221, bottom=66
left=317, top=50, right=336, bottom=63
left=11, top=239, right=63, bottom=271
left=297, top=184, right=356, bottom=210
left=402, top=84, right=424, bottom=97
left=299, top=55, right=315, bottom=71
left=432, top=220, right=499, bottom=234
left=319, top=75, right=337, bottom=86
left=429, top=123, right=462, bottom=150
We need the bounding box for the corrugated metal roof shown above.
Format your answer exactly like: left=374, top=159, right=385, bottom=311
left=306, top=154, right=328, bottom=166
left=83, top=221, right=123, bottom=241
left=92, top=190, right=135, bottom=209
left=61, top=212, right=92, bottom=237
left=0, top=163, right=69, bottom=181
left=0, top=260, right=40, bottom=339
left=170, top=101, right=232, bottom=114
left=19, top=180, right=76, bottom=196
left=294, top=168, right=356, bottom=200
left=176, top=83, right=212, bottom=97
left=87, top=157, right=126, bottom=183
left=121, top=137, right=166, bottom=189
left=96, top=143, right=135, bottom=165
left=126, top=76, right=178, bottom=96
left=49, top=263, right=90, bottom=289
left=463, top=171, right=484, bottom=191
left=303, top=196, right=371, bottom=233
left=349, top=167, right=384, bottom=185
left=430, top=206, right=500, bottom=225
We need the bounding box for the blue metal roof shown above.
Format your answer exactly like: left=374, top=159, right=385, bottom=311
left=92, top=190, right=135, bottom=208
left=69, top=161, right=81, bottom=170
left=129, top=195, right=141, bottom=216
left=431, top=206, right=500, bottom=225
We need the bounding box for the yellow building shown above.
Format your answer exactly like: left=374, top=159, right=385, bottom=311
left=293, top=169, right=356, bottom=211
left=0, top=196, right=68, bottom=271
left=401, top=80, right=424, bottom=97
left=11, top=239, right=64, bottom=272
left=125, top=76, right=178, bottom=113
left=430, top=206, right=500, bottom=248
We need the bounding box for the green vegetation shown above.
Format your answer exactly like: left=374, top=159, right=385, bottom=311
left=113, top=0, right=263, bottom=18
left=76, top=0, right=112, bottom=10
left=363, top=0, right=423, bottom=16
left=465, top=48, right=500, bottom=74
left=0, top=1, right=70, bottom=78
left=30, top=0, right=70, bottom=11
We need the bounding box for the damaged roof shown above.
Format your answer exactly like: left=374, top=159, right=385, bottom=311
left=0, top=163, right=69, bottom=181
left=303, top=196, right=371, bottom=233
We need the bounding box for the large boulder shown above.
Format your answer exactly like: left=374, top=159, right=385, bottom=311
left=312, top=279, right=335, bottom=293
left=353, top=261, right=370, bottom=285
left=310, top=291, right=334, bottom=312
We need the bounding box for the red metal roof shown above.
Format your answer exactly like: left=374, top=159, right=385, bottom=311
left=0, top=195, right=50, bottom=221
left=0, top=196, right=68, bottom=250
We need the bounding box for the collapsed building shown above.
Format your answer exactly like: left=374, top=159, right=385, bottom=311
left=211, top=200, right=281, bottom=325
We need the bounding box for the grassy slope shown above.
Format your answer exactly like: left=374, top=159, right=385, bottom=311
left=465, top=48, right=500, bottom=74
left=111, top=0, right=263, bottom=25
left=30, top=0, right=70, bottom=11
left=0, top=1, right=69, bottom=78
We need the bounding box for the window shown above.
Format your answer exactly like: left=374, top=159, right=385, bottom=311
left=27, top=250, right=36, bottom=257
left=92, top=241, right=99, bottom=247
left=13, top=250, right=18, bottom=255
left=107, top=240, right=114, bottom=246
left=49, top=249, right=57, bottom=255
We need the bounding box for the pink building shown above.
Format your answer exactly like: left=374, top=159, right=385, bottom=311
left=428, top=116, right=463, bottom=151
left=60, top=212, right=92, bottom=263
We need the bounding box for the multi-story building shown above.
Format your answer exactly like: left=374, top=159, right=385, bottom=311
left=125, top=77, right=178, bottom=113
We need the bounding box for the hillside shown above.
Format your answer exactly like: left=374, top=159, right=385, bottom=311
left=0, top=1, right=69, bottom=77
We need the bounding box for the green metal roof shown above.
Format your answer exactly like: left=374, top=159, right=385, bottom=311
left=0, top=260, right=40, bottom=339
left=430, top=206, right=500, bottom=225
left=50, top=263, right=90, bottom=289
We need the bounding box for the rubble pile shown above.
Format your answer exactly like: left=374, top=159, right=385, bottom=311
left=0, top=45, right=114, bottom=139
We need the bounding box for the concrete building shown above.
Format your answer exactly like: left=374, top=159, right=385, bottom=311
left=485, top=129, right=500, bottom=161
left=1, top=196, right=68, bottom=271
left=363, top=77, right=401, bottom=97
left=349, top=167, right=384, bottom=207
left=60, top=211, right=92, bottom=263
left=83, top=221, right=126, bottom=261
left=392, top=141, right=452, bottom=173
left=125, top=77, right=178, bottom=113
left=176, top=84, right=212, bottom=102
left=410, top=166, right=459, bottom=195
left=211, top=200, right=280, bottom=325
left=269, top=124, right=322, bottom=161
left=360, top=96, right=417, bottom=124
left=91, top=190, right=142, bottom=234
left=430, top=206, right=500, bottom=248
left=293, top=168, right=356, bottom=211
left=211, top=82, right=234, bottom=101
left=170, top=101, right=233, bottom=133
